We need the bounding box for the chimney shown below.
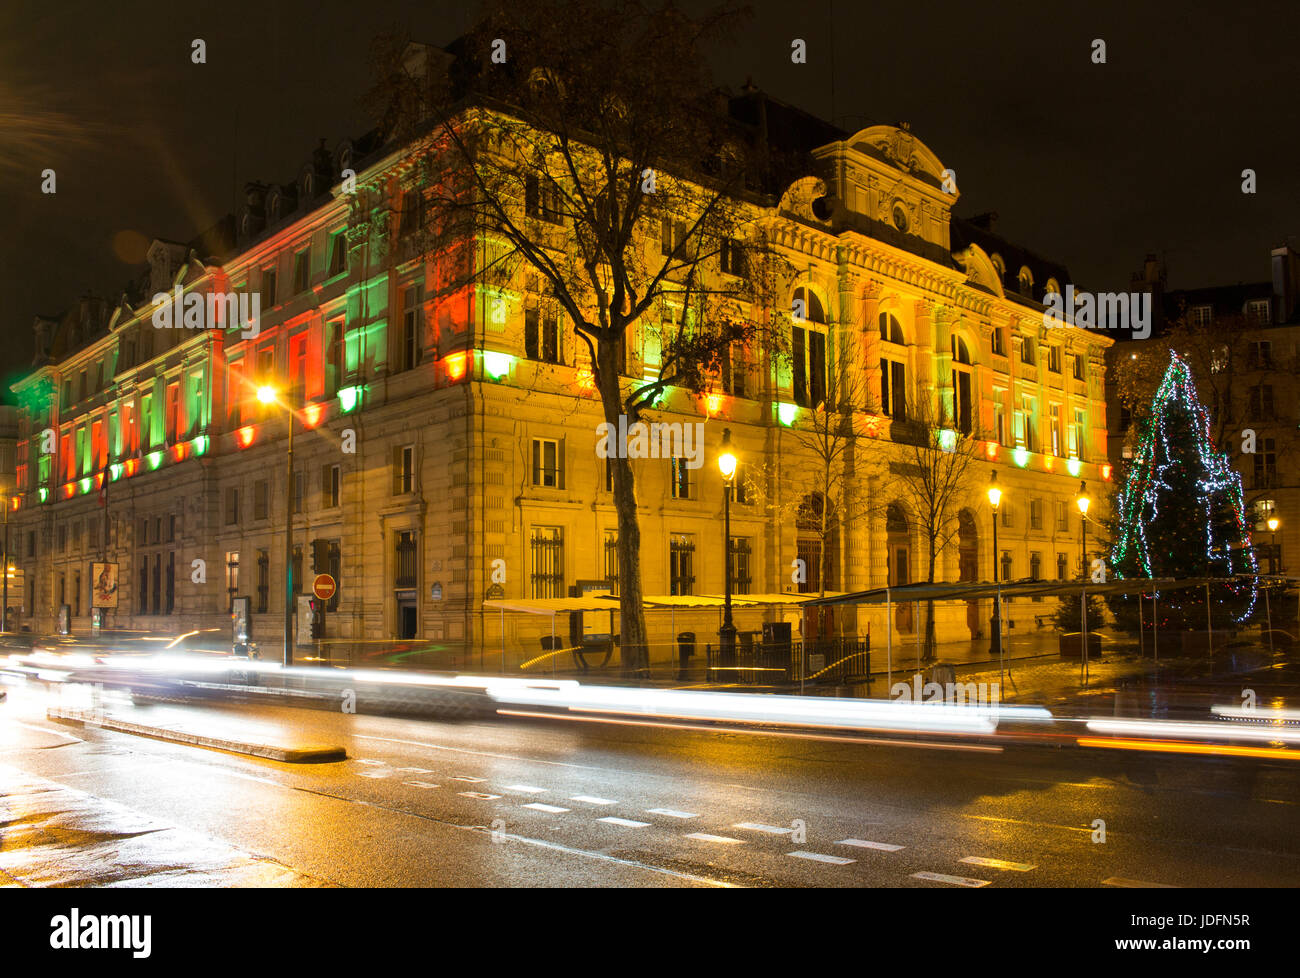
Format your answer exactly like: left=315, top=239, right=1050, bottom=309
left=1272, top=243, right=1299, bottom=324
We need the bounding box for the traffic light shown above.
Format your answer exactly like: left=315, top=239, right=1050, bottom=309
left=311, top=538, right=329, bottom=575
left=308, top=598, right=324, bottom=639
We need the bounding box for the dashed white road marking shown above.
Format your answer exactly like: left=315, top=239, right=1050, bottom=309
left=505, top=785, right=549, bottom=794
left=961, top=856, right=1036, bottom=872
left=395, top=767, right=434, bottom=774
left=911, top=871, right=990, bottom=888
left=452, top=777, right=487, bottom=783
left=1103, top=876, right=1176, bottom=888
left=788, top=851, right=855, bottom=865
left=458, top=791, right=501, bottom=800
left=647, top=808, right=697, bottom=819
left=356, top=770, right=389, bottom=779
left=684, top=833, right=743, bottom=844
left=355, top=759, right=386, bottom=766
left=570, top=795, right=617, bottom=806
left=599, top=817, right=650, bottom=828
left=734, top=822, right=794, bottom=835
left=838, top=839, right=904, bottom=852
left=403, top=780, right=440, bottom=789
left=522, top=803, right=570, bottom=813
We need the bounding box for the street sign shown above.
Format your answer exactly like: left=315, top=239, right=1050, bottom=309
left=312, top=574, right=336, bottom=601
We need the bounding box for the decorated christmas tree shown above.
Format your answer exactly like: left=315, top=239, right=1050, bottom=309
left=1106, top=353, right=1257, bottom=631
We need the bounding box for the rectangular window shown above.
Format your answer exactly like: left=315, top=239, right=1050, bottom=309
left=1019, top=335, right=1035, bottom=366
left=728, top=537, right=752, bottom=595
left=1047, top=345, right=1061, bottom=373
left=165, top=382, right=180, bottom=442
left=292, top=469, right=304, bottom=514
left=254, top=480, right=268, bottom=520
left=1030, top=552, right=1042, bottom=582
left=165, top=552, right=175, bottom=614
left=227, top=360, right=245, bottom=428
left=256, top=550, right=269, bottom=613
left=137, top=560, right=147, bottom=614
left=1248, top=384, right=1275, bottom=420
left=1072, top=353, right=1086, bottom=381
left=669, top=533, right=695, bottom=596
left=659, top=217, right=687, bottom=257
left=262, top=267, right=277, bottom=308
left=994, top=389, right=1007, bottom=445
left=399, top=189, right=424, bottom=236
left=1248, top=300, right=1271, bottom=325
left=1254, top=438, right=1277, bottom=488
left=1001, top=501, right=1013, bottom=528
left=324, top=464, right=341, bottom=508
left=722, top=342, right=746, bottom=398
left=27, top=531, right=36, bottom=558
left=1191, top=304, right=1213, bottom=328
left=991, top=328, right=1006, bottom=357
left=1072, top=408, right=1086, bottom=459
left=1057, top=552, right=1068, bottom=580
left=395, top=531, right=417, bottom=589
left=1056, top=500, right=1068, bottom=532
left=720, top=238, right=748, bottom=277
left=531, top=439, right=562, bottom=489
left=328, top=232, right=348, bottom=277
left=524, top=306, right=561, bottom=364
left=293, top=248, right=311, bottom=294
left=1030, top=498, right=1043, bottom=530
left=1000, top=551, right=1012, bottom=582
left=524, top=174, right=564, bottom=225
left=671, top=457, right=693, bottom=500
left=151, top=552, right=161, bottom=615
left=393, top=445, right=415, bottom=495
left=400, top=284, right=423, bottom=372
left=881, top=359, right=906, bottom=419
left=530, top=526, right=564, bottom=598
left=74, top=570, right=82, bottom=616
left=225, top=486, right=239, bottom=525
left=1050, top=404, right=1062, bottom=456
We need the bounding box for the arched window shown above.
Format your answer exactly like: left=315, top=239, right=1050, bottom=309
left=1045, top=278, right=1060, bottom=297
left=892, top=203, right=909, bottom=233
left=796, top=492, right=834, bottom=592
left=990, top=253, right=1006, bottom=279
left=879, top=313, right=906, bottom=419
left=791, top=287, right=827, bottom=409
left=886, top=502, right=908, bottom=534
left=950, top=335, right=973, bottom=434
left=1018, top=266, right=1034, bottom=298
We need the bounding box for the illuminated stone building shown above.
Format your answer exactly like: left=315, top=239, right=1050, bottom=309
left=9, top=80, right=1112, bottom=664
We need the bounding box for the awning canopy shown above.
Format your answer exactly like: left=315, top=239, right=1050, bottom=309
left=798, top=578, right=1194, bottom=607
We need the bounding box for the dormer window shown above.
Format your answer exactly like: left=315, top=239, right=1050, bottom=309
left=892, top=203, right=909, bottom=233
left=1018, top=267, right=1034, bottom=298
left=991, top=254, right=1006, bottom=279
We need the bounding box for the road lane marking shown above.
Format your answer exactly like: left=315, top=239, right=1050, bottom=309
left=599, top=817, right=650, bottom=828
left=505, top=784, right=548, bottom=794
left=356, top=770, right=389, bottom=779
left=647, top=808, right=697, bottom=819
left=522, top=803, right=570, bottom=813
left=733, top=822, right=794, bottom=835
left=452, top=776, right=487, bottom=783
left=403, top=780, right=440, bottom=789
left=458, top=791, right=501, bottom=800
left=788, top=851, right=855, bottom=865
left=685, top=833, right=743, bottom=844
left=570, top=795, right=617, bottom=806
left=395, top=767, right=434, bottom=774
left=1103, top=877, right=1176, bottom=888
left=961, top=856, right=1036, bottom=872
left=355, top=759, right=386, bottom=766
left=837, top=839, right=904, bottom=851
left=911, top=871, right=990, bottom=888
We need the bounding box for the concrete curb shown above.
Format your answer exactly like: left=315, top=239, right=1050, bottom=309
left=47, top=708, right=347, bottom=763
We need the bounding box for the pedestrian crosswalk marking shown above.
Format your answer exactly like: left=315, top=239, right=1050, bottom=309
left=403, top=780, right=439, bottom=789
left=734, top=822, right=793, bottom=835
left=505, top=785, right=548, bottom=794
left=522, top=803, right=570, bottom=813
left=599, top=817, right=650, bottom=828
left=570, top=795, right=617, bottom=806
left=788, top=851, right=855, bottom=865
left=647, top=808, right=697, bottom=819
left=911, top=871, right=990, bottom=888
left=458, top=791, right=500, bottom=800
left=837, top=839, right=904, bottom=851
left=684, top=833, right=743, bottom=844
left=961, top=856, right=1036, bottom=872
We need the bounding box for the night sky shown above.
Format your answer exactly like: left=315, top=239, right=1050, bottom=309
left=2, top=0, right=1296, bottom=398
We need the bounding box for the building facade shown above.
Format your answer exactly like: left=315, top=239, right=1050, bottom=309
left=9, top=85, right=1112, bottom=665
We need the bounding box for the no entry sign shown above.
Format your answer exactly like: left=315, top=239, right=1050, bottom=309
left=312, top=574, right=337, bottom=601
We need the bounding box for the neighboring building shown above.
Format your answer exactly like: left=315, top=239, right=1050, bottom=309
left=8, top=64, right=1112, bottom=663
left=1105, top=245, right=1300, bottom=577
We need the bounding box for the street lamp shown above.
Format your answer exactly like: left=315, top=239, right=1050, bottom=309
left=718, top=429, right=738, bottom=671
left=1265, top=516, right=1281, bottom=654
left=1, top=494, right=12, bottom=633
left=1077, top=481, right=1091, bottom=682
left=258, top=384, right=295, bottom=667
left=987, top=472, right=1003, bottom=671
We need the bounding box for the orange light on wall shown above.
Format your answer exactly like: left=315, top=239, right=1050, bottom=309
left=985, top=441, right=999, bottom=460
left=302, top=403, right=325, bottom=429
left=445, top=351, right=469, bottom=382
left=704, top=392, right=723, bottom=417
left=124, top=458, right=139, bottom=478
left=236, top=425, right=257, bottom=449
left=63, top=483, right=75, bottom=499
left=1101, top=463, right=1113, bottom=481
left=94, top=473, right=106, bottom=491
left=10, top=496, right=20, bottom=512
left=171, top=443, right=189, bottom=462
left=575, top=368, right=594, bottom=393
left=1044, top=455, right=1054, bottom=472
left=863, top=414, right=882, bottom=438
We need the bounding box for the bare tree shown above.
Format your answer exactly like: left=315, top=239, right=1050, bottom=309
left=878, top=388, right=985, bottom=659
left=363, top=1, right=787, bottom=675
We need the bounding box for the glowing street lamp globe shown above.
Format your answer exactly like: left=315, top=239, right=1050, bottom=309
left=256, top=385, right=278, bottom=405
left=986, top=471, right=1002, bottom=511
left=1268, top=517, right=1280, bottom=533
left=718, top=429, right=737, bottom=481
left=1076, top=481, right=1090, bottom=517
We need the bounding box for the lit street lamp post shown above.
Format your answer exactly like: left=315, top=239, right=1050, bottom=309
left=987, top=472, right=1003, bottom=684
left=1265, top=516, right=1281, bottom=654
left=2, top=494, right=11, bottom=634
left=1077, top=481, right=1091, bottom=684
left=258, top=385, right=295, bottom=667
left=718, top=429, right=738, bottom=671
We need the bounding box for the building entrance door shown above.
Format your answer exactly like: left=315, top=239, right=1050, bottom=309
left=396, top=591, right=417, bottom=640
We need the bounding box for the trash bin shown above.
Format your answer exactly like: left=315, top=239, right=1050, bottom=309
left=676, top=632, right=695, bottom=680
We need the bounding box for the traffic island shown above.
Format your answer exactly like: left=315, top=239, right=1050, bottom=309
left=46, top=707, right=347, bottom=763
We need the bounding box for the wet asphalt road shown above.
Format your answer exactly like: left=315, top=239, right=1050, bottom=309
left=2, top=679, right=1298, bottom=887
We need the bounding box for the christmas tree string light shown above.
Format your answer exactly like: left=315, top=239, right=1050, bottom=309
left=1110, top=352, right=1257, bottom=623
